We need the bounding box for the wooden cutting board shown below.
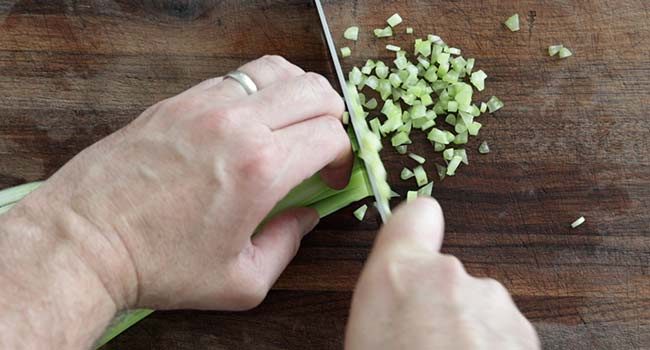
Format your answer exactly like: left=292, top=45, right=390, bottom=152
left=0, top=1, right=648, bottom=349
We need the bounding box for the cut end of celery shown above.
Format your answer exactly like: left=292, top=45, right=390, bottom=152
left=344, top=26, right=360, bottom=41
left=340, top=47, right=352, bottom=58
left=353, top=204, right=368, bottom=221
left=387, top=13, right=403, bottom=27
left=571, top=216, right=586, bottom=228
left=504, top=14, right=520, bottom=32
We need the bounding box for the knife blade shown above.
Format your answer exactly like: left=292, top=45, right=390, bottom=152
left=313, top=0, right=390, bottom=223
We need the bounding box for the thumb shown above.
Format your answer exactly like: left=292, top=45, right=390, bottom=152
left=372, top=198, right=445, bottom=256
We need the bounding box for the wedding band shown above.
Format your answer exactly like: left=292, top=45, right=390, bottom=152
left=225, top=70, right=258, bottom=95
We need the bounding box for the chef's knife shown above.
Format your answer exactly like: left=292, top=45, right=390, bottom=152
left=313, top=0, right=390, bottom=223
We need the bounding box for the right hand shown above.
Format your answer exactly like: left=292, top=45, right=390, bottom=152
left=345, top=198, right=540, bottom=350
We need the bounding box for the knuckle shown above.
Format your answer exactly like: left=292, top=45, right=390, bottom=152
left=204, top=107, right=238, bottom=134
left=237, top=131, right=277, bottom=181
left=436, top=254, right=467, bottom=277
left=480, top=277, right=510, bottom=297
left=261, top=54, right=290, bottom=68
left=303, top=72, right=332, bottom=92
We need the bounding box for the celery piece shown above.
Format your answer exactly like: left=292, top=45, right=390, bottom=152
left=444, top=130, right=456, bottom=144
left=470, top=70, right=487, bottom=91
left=424, top=67, right=438, bottom=82
left=443, top=148, right=455, bottom=161
left=387, top=13, right=403, bottom=27
left=401, top=167, right=415, bottom=180
left=365, top=75, right=379, bottom=90
left=433, top=142, right=445, bottom=152
left=435, top=163, right=447, bottom=180
left=375, top=61, right=389, bottom=79
left=454, top=149, right=468, bottom=165
left=398, top=121, right=412, bottom=134
left=344, top=26, right=360, bottom=41
left=406, top=190, right=418, bottom=203
left=446, top=155, right=463, bottom=176
left=548, top=45, right=564, bottom=56
left=409, top=153, right=426, bottom=164
left=445, top=114, right=457, bottom=126
left=570, top=216, right=586, bottom=228
left=406, top=27, right=414, bottom=34
left=369, top=118, right=381, bottom=137
left=349, top=67, right=363, bottom=85
left=504, top=14, right=520, bottom=32
left=431, top=43, right=443, bottom=61
left=414, top=39, right=432, bottom=57
left=419, top=119, right=435, bottom=130
left=470, top=104, right=481, bottom=117
left=396, top=145, right=408, bottom=154
left=342, top=111, right=349, bottom=125
left=479, top=102, right=488, bottom=114
left=428, top=128, right=449, bottom=144
left=454, top=121, right=467, bottom=134
left=417, top=56, right=431, bottom=69
left=436, top=52, right=451, bottom=66
left=401, top=110, right=411, bottom=123
left=465, top=58, right=475, bottom=74
left=428, top=34, right=443, bottom=44
left=340, top=47, right=352, bottom=58
left=377, top=79, right=392, bottom=100
left=559, top=47, right=573, bottom=58
left=374, top=26, right=393, bottom=38
left=364, top=98, right=378, bottom=110
left=467, top=121, right=482, bottom=136
left=413, top=165, right=428, bottom=186
left=386, top=44, right=401, bottom=52
left=420, top=93, right=434, bottom=107
left=478, top=141, right=490, bottom=154
left=418, top=182, right=434, bottom=197
left=443, top=70, right=459, bottom=83
left=453, top=131, right=468, bottom=145
left=389, top=73, right=402, bottom=87
left=487, top=96, right=504, bottom=113
left=362, top=59, right=376, bottom=74
left=394, top=55, right=408, bottom=70
left=447, top=101, right=458, bottom=113
left=353, top=204, right=368, bottom=221
left=391, top=132, right=412, bottom=146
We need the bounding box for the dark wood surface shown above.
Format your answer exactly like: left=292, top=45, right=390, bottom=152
left=1, top=0, right=649, bottom=349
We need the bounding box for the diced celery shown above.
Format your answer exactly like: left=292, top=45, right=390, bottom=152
left=454, top=121, right=467, bottom=134
left=375, top=61, right=389, bottom=79
left=548, top=45, right=563, bottom=56
left=445, top=114, right=457, bottom=125
left=428, top=128, right=449, bottom=144
left=409, top=153, right=426, bottom=164
left=454, top=149, right=468, bottom=165
left=418, top=182, right=434, bottom=197
left=470, top=70, right=487, bottom=91
left=446, top=155, right=463, bottom=176
left=443, top=148, right=455, bottom=161
left=364, top=98, right=378, bottom=110
left=413, top=165, right=428, bottom=186
left=369, top=118, right=381, bottom=137
left=406, top=27, right=414, bottom=34
left=570, top=216, right=586, bottom=228
left=467, top=121, right=482, bottom=136
left=478, top=141, right=490, bottom=154
left=349, top=67, right=363, bottom=85
left=396, top=145, right=408, bottom=154
left=435, top=163, right=447, bottom=180
left=453, top=131, right=468, bottom=145
left=386, top=44, right=401, bottom=52
left=387, top=13, right=403, bottom=27
left=340, top=47, right=352, bottom=58
left=398, top=121, right=412, bottom=134
left=480, top=102, right=487, bottom=113
left=447, top=101, right=458, bottom=112
left=504, top=14, right=520, bottom=32
left=377, top=79, right=392, bottom=100
left=365, top=75, right=380, bottom=89
left=391, top=132, right=411, bottom=146
left=401, top=167, right=415, bottom=180
left=465, top=58, right=475, bottom=74
left=433, top=142, right=445, bottom=152
left=419, top=119, right=435, bottom=130
left=559, top=47, right=573, bottom=58
left=353, top=204, right=368, bottom=221
left=444, top=130, right=456, bottom=143
left=443, top=70, right=459, bottom=83
left=342, top=111, right=349, bottom=125
left=344, top=26, right=359, bottom=41
left=414, top=39, right=432, bottom=57
left=487, top=96, right=504, bottom=113
left=406, top=190, right=418, bottom=202
left=374, top=26, right=393, bottom=38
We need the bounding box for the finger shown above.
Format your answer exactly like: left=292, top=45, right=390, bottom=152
left=210, top=55, right=305, bottom=99
left=272, top=115, right=353, bottom=191
left=373, top=198, right=445, bottom=255
left=230, top=72, right=345, bottom=130
left=252, top=207, right=319, bottom=287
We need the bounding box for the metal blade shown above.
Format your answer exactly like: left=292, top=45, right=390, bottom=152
left=313, top=0, right=390, bottom=222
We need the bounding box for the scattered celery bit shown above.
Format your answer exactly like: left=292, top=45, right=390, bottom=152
left=428, top=128, right=450, bottom=144
left=374, top=26, right=393, bottom=38
left=361, top=60, right=376, bottom=74
left=418, top=182, right=434, bottom=197
left=465, top=58, right=475, bottom=74
left=386, top=44, right=401, bottom=52
left=454, top=149, right=468, bottom=165
left=406, top=190, right=418, bottom=202
left=570, top=216, right=586, bottom=228
left=391, top=132, right=412, bottom=147
left=453, top=131, right=468, bottom=145
left=387, top=13, right=403, bottom=27
left=446, top=155, right=463, bottom=176
left=406, top=27, right=414, bottom=34
left=478, top=141, right=490, bottom=154
left=470, top=70, right=487, bottom=91
left=435, top=163, right=447, bottom=180
left=467, top=121, right=482, bottom=136
left=487, top=96, right=504, bottom=113
left=433, top=142, right=445, bottom=152
left=340, top=47, right=352, bottom=58
left=480, top=102, right=488, bottom=113
left=559, top=47, right=573, bottom=58
left=504, top=14, right=520, bottom=32
left=344, top=26, right=360, bottom=41
left=413, top=165, right=428, bottom=186
left=443, top=148, right=455, bottom=161
left=548, top=45, right=563, bottom=56
left=353, top=204, right=368, bottom=221
left=365, top=75, right=380, bottom=89
left=375, top=61, right=389, bottom=79
left=342, top=112, right=349, bottom=125
left=369, top=118, right=381, bottom=137
left=364, top=98, right=378, bottom=110
left=401, top=167, right=415, bottom=180
left=409, top=153, right=426, bottom=164
left=396, top=145, right=408, bottom=154
left=445, top=114, right=457, bottom=125
left=349, top=67, right=363, bottom=85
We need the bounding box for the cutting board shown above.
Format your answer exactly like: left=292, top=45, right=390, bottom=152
left=0, top=0, right=648, bottom=349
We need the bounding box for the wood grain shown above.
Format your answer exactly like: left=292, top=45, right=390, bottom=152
left=0, top=0, right=648, bottom=349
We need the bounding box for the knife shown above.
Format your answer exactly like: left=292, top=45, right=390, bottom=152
left=314, top=0, right=390, bottom=223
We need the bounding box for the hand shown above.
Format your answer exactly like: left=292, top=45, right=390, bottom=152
left=18, top=55, right=352, bottom=311
left=345, top=199, right=540, bottom=350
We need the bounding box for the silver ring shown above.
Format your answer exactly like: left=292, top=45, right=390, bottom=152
left=225, top=70, right=258, bottom=95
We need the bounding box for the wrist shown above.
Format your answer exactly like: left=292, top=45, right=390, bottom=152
left=0, top=192, right=131, bottom=348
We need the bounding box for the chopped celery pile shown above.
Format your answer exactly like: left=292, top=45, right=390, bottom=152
left=504, top=14, right=520, bottom=32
